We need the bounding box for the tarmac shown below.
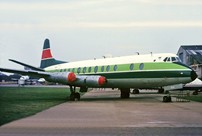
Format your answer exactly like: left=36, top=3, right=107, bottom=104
left=0, top=89, right=202, bottom=136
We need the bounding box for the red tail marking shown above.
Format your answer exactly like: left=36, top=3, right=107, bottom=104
left=42, top=49, right=53, bottom=59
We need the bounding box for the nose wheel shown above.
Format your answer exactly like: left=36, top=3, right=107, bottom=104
left=163, top=96, right=172, bottom=102
left=69, top=86, right=80, bottom=101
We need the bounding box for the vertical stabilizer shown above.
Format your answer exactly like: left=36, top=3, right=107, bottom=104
left=40, top=39, right=67, bottom=68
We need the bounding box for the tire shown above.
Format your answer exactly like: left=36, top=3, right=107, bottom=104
left=193, top=91, right=198, bottom=95
left=133, top=89, right=139, bottom=94
left=74, top=92, right=80, bottom=101
left=70, top=93, right=75, bottom=101
left=163, top=96, right=172, bottom=102
left=158, top=88, right=164, bottom=94
left=120, top=89, right=130, bottom=99
left=168, top=96, right=172, bottom=102
left=163, top=96, right=168, bottom=102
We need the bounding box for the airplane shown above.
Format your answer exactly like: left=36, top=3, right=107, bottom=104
left=17, top=76, right=33, bottom=86
left=0, top=39, right=197, bottom=102
left=182, top=78, right=202, bottom=95
left=15, top=76, right=45, bottom=86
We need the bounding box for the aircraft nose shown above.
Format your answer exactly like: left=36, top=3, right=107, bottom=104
left=191, top=70, right=197, bottom=81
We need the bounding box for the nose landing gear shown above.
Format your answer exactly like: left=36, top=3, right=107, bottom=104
left=69, top=86, right=81, bottom=101
left=163, top=95, right=172, bottom=102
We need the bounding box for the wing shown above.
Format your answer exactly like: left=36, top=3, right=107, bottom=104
left=0, top=67, right=107, bottom=87
left=0, top=67, right=78, bottom=85
left=0, top=68, right=49, bottom=78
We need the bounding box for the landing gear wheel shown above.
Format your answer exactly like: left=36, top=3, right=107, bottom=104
left=120, top=89, right=130, bottom=99
left=69, top=86, right=81, bottom=101
left=70, top=93, right=75, bottom=101
left=163, top=96, right=172, bottom=102
left=193, top=90, right=198, bottom=95
left=69, top=92, right=81, bottom=101
left=74, top=92, right=80, bottom=101
left=158, top=88, right=164, bottom=94
left=168, top=96, right=171, bottom=102
left=132, top=89, right=140, bottom=94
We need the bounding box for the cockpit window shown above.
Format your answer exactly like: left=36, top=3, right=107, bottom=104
left=176, top=57, right=181, bottom=62
left=163, top=57, right=168, bottom=62
left=171, top=57, right=176, bottom=62
left=164, top=56, right=181, bottom=62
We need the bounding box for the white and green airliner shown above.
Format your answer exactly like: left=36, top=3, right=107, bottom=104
left=0, top=39, right=197, bottom=102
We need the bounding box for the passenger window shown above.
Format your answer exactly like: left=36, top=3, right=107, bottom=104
left=101, top=66, right=105, bottom=72
left=94, top=66, right=98, bottom=73
left=68, top=69, right=71, bottom=72
left=171, top=57, right=176, bottom=62
left=139, top=63, right=144, bottom=70
left=106, top=65, right=110, bottom=72
left=77, top=67, right=81, bottom=74
left=114, top=65, right=118, bottom=71
left=88, top=67, right=92, bottom=73
left=83, top=67, right=86, bottom=73
left=130, top=64, right=134, bottom=70
left=72, top=68, right=75, bottom=72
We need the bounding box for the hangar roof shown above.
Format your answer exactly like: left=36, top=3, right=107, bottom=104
left=179, top=45, right=202, bottom=64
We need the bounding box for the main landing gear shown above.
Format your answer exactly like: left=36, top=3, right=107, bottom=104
left=163, top=95, right=172, bottom=102
left=120, top=88, right=130, bottom=99
left=69, top=86, right=80, bottom=101
left=158, top=88, right=164, bottom=94
left=193, top=90, right=198, bottom=95
left=132, top=89, right=140, bottom=94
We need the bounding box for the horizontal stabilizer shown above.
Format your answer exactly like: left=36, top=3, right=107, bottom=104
left=9, top=59, right=44, bottom=72
left=0, top=68, right=49, bottom=78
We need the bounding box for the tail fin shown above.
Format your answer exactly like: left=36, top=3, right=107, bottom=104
left=40, top=39, right=67, bottom=68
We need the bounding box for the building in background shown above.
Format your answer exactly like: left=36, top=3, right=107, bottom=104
left=177, top=45, right=202, bottom=79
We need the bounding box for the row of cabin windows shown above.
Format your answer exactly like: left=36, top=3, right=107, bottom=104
left=59, top=63, right=144, bottom=73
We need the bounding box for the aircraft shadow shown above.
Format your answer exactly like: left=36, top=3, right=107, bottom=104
left=80, top=95, right=162, bottom=102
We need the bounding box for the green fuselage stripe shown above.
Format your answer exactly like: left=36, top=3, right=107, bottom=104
left=47, top=62, right=191, bottom=79
left=84, top=70, right=191, bottom=79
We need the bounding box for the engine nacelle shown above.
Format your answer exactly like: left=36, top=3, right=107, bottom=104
left=45, top=72, right=76, bottom=84
left=75, top=75, right=107, bottom=87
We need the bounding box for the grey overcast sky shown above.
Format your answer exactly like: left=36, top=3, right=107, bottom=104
left=1, top=0, right=202, bottom=70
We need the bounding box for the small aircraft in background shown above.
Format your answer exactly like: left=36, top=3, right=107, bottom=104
left=182, top=78, right=202, bottom=95
left=17, top=76, right=34, bottom=86
left=12, top=75, right=45, bottom=86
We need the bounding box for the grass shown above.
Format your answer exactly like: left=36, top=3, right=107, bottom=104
left=173, top=91, right=202, bottom=102
left=186, top=95, right=202, bottom=102
left=1, top=86, right=201, bottom=126
left=0, top=86, right=71, bottom=126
